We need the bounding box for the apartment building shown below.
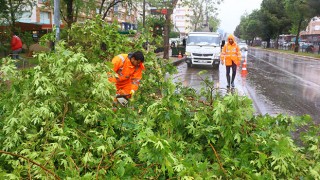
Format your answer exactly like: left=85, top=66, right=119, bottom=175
left=172, top=1, right=192, bottom=37
left=303, top=16, right=320, bottom=34
left=300, top=16, right=320, bottom=43
left=15, top=0, right=140, bottom=33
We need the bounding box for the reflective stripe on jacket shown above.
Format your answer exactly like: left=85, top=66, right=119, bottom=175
left=108, top=54, right=145, bottom=95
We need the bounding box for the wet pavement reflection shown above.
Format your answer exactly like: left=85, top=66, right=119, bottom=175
left=172, top=48, right=320, bottom=124
left=246, top=48, right=320, bottom=123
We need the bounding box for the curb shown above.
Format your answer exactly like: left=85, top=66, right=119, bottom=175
left=171, top=58, right=185, bottom=66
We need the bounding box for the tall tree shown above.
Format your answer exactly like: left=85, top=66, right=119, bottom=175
left=183, top=0, right=222, bottom=31
left=57, top=0, right=133, bottom=28
left=285, top=0, right=310, bottom=52
left=163, top=0, right=179, bottom=59
left=98, top=0, right=133, bottom=21
left=260, top=0, right=291, bottom=48
left=59, top=0, right=96, bottom=28
left=238, top=10, right=262, bottom=45
left=208, top=16, right=220, bottom=32
left=307, top=0, right=320, bottom=16
left=0, top=0, right=8, bottom=23
left=233, top=25, right=241, bottom=38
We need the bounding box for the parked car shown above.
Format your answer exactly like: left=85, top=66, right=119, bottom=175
left=305, top=45, right=314, bottom=53
left=238, top=42, right=248, bottom=51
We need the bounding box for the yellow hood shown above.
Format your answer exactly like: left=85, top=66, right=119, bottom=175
left=227, top=34, right=235, bottom=42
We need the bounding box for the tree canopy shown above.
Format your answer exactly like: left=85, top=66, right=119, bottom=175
left=183, top=0, right=222, bottom=31
left=235, top=0, right=320, bottom=50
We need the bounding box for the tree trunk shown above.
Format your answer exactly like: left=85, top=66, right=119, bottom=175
left=66, top=0, right=73, bottom=28
left=267, top=38, right=271, bottom=48
left=163, top=0, right=179, bottom=59
left=163, top=11, right=171, bottom=60
left=275, top=36, right=279, bottom=49
left=9, top=0, right=16, bottom=32
left=294, top=17, right=303, bottom=53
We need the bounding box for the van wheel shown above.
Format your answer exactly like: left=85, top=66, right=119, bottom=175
left=187, top=63, right=192, bottom=68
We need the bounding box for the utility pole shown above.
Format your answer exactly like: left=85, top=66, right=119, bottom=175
left=54, top=0, right=60, bottom=42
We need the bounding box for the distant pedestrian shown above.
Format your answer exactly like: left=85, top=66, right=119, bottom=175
left=11, top=32, right=23, bottom=59
left=221, top=40, right=225, bottom=51
left=220, top=34, right=241, bottom=89
left=170, top=41, right=176, bottom=48
left=182, top=38, right=186, bottom=46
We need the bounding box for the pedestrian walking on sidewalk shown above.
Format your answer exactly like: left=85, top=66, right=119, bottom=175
left=11, top=32, right=23, bottom=59
left=220, top=34, right=241, bottom=89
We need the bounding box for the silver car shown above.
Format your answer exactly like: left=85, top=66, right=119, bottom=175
left=238, top=42, right=248, bottom=51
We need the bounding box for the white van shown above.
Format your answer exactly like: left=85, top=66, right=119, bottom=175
left=185, top=32, right=221, bottom=68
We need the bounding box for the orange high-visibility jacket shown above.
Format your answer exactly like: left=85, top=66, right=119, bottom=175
left=109, top=54, right=145, bottom=95
left=220, top=35, right=241, bottom=66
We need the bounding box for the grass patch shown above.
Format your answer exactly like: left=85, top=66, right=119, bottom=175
left=254, top=46, right=320, bottom=59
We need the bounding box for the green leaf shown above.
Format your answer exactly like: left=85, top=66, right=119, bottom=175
left=82, top=152, right=92, bottom=165
left=154, top=141, right=164, bottom=150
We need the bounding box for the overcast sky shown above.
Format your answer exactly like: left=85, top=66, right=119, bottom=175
left=217, top=0, right=263, bottom=34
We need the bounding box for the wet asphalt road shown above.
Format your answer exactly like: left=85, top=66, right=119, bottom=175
left=173, top=49, right=320, bottom=123
left=247, top=48, right=320, bottom=123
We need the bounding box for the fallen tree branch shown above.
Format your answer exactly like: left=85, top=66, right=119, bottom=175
left=0, top=150, right=61, bottom=180
left=209, top=143, right=227, bottom=176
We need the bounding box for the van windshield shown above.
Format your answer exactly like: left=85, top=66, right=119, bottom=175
left=187, top=36, right=220, bottom=46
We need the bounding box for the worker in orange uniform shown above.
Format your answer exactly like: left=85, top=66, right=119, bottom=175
left=109, top=51, right=145, bottom=100
left=220, top=34, right=241, bottom=89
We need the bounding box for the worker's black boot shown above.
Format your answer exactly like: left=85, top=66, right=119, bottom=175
left=227, top=75, right=230, bottom=89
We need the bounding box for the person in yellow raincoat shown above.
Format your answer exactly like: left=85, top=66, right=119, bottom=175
left=108, top=51, right=145, bottom=99
left=220, top=34, right=241, bottom=89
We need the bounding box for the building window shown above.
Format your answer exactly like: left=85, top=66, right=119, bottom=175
left=314, top=25, right=320, bottom=31
left=17, top=12, right=31, bottom=23
left=114, top=5, right=118, bottom=13
left=40, top=11, right=50, bottom=24
left=38, top=0, right=48, bottom=3
left=107, top=11, right=111, bottom=17
left=176, top=16, right=184, bottom=20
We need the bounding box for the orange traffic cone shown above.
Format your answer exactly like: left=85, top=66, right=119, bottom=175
left=241, top=58, right=248, bottom=77
left=178, top=51, right=182, bottom=59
